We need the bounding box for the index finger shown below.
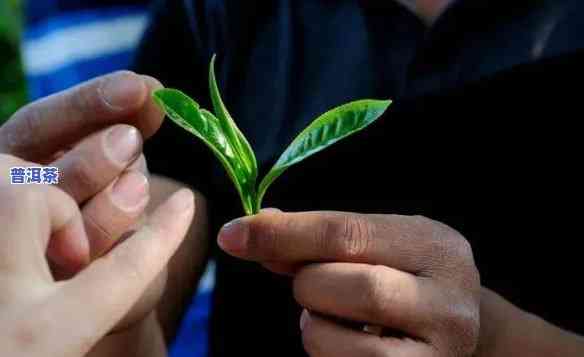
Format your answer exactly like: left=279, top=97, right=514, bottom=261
left=46, top=189, right=195, bottom=356
left=0, top=71, right=163, bottom=161
left=217, top=210, right=466, bottom=274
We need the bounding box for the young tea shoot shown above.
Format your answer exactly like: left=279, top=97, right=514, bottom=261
left=152, top=55, right=392, bottom=215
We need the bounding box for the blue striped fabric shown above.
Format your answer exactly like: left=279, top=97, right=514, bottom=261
left=22, top=2, right=213, bottom=356
left=23, top=5, right=147, bottom=99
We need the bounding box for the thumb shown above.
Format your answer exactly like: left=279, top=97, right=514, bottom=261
left=0, top=71, right=160, bottom=161
left=42, top=189, right=195, bottom=357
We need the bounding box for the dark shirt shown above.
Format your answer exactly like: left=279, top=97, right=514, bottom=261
left=135, top=1, right=584, bottom=355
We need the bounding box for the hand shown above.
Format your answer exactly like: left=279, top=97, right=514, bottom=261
left=0, top=70, right=164, bottom=269
left=0, top=72, right=172, bottom=332
left=218, top=210, right=481, bottom=357
left=0, top=156, right=195, bottom=357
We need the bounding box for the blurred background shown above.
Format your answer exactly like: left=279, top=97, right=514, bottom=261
left=0, top=0, right=26, bottom=123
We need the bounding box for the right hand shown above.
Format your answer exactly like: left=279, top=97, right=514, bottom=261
left=0, top=154, right=195, bottom=357
left=0, top=71, right=176, bottom=332
left=0, top=71, right=165, bottom=271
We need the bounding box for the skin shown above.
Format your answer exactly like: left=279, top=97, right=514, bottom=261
left=217, top=209, right=584, bottom=357
left=0, top=164, right=194, bottom=357
left=0, top=72, right=209, bottom=356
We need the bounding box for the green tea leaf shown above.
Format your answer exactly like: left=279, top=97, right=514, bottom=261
left=209, top=55, right=258, bottom=182
left=256, top=99, right=392, bottom=212
left=152, top=88, right=255, bottom=215
left=153, top=56, right=392, bottom=216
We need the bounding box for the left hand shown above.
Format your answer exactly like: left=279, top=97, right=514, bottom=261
left=218, top=210, right=481, bottom=357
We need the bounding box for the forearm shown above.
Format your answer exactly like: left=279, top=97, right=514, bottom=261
left=86, top=313, right=167, bottom=357
left=478, top=288, right=584, bottom=357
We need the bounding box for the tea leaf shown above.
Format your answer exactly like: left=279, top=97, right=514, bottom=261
left=256, top=99, right=391, bottom=211
left=152, top=88, right=256, bottom=214
left=209, top=55, right=258, bottom=182
left=153, top=56, right=392, bottom=216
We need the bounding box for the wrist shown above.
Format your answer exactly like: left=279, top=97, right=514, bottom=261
left=477, top=288, right=584, bottom=357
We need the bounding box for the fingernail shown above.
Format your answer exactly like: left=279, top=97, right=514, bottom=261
left=300, top=309, right=310, bottom=331
left=112, top=171, right=149, bottom=211
left=260, top=207, right=282, bottom=214
left=169, top=188, right=195, bottom=212
left=105, top=125, right=141, bottom=165
left=140, top=74, right=164, bottom=91
left=218, top=218, right=249, bottom=253
left=100, top=71, right=146, bottom=110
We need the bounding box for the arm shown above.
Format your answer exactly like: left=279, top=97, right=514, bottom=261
left=478, top=288, right=584, bottom=357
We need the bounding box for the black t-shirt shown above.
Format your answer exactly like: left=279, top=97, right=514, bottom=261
left=135, top=1, right=584, bottom=355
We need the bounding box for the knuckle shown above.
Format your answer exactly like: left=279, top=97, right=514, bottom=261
left=443, top=236, right=474, bottom=268
left=327, top=214, right=374, bottom=260
left=5, top=104, right=44, bottom=154
left=20, top=105, right=44, bottom=140
left=69, top=82, right=101, bottom=119
left=443, top=238, right=479, bottom=285
left=414, top=215, right=474, bottom=269
left=448, top=235, right=475, bottom=266
left=440, top=302, right=480, bottom=356
left=253, top=215, right=287, bottom=260
left=362, top=266, right=392, bottom=317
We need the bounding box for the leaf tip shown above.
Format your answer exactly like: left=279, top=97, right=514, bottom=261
left=375, top=98, right=393, bottom=115
left=209, top=53, right=218, bottom=80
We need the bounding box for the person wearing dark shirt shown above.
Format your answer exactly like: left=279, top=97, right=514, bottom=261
left=131, top=0, right=584, bottom=356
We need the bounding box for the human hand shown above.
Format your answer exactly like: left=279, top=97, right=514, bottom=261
left=0, top=71, right=165, bottom=268
left=218, top=210, right=481, bottom=357
left=0, top=72, right=175, bottom=332
left=0, top=155, right=194, bottom=357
